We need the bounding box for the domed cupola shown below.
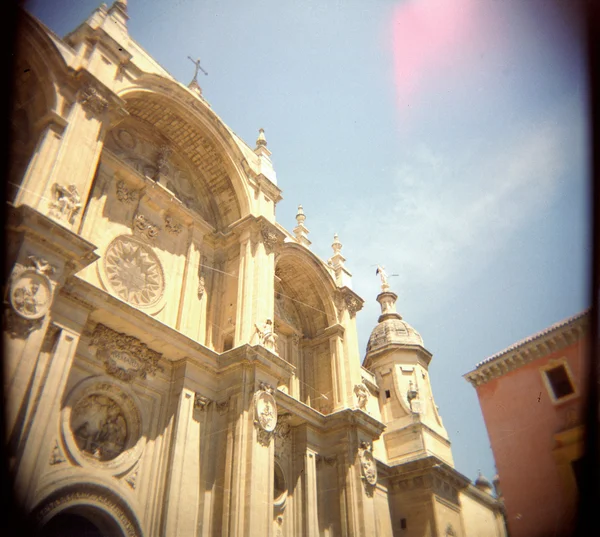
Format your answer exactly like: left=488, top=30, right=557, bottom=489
left=366, top=274, right=424, bottom=356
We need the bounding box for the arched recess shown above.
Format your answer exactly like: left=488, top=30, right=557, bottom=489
left=115, top=75, right=254, bottom=230
left=32, top=483, right=143, bottom=537
left=8, top=12, right=66, bottom=202
left=274, top=243, right=339, bottom=413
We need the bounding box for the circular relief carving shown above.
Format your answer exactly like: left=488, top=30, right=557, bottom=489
left=9, top=269, right=52, bottom=320
left=104, top=236, right=164, bottom=308
left=62, top=379, right=144, bottom=473
left=71, top=394, right=127, bottom=462
left=255, top=391, right=277, bottom=433
left=115, top=128, right=136, bottom=150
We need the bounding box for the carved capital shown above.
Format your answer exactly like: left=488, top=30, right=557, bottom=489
left=194, top=394, right=211, bottom=411
left=78, top=85, right=109, bottom=115
left=335, top=288, right=364, bottom=319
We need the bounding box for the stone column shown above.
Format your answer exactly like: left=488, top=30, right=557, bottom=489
left=177, top=224, right=209, bottom=342
left=337, top=437, right=378, bottom=536
left=162, top=369, right=202, bottom=537
left=335, top=290, right=364, bottom=408
left=222, top=375, right=276, bottom=537
left=235, top=230, right=255, bottom=345
left=290, top=335, right=301, bottom=398
left=303, top=448, right=320, bottom=537
left=329, top=330, right=347, bottom=411
left=234, top=218, right=282, bottom=348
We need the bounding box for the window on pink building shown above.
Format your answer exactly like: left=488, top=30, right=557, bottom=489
left=545, top=364, right=575, bottom=400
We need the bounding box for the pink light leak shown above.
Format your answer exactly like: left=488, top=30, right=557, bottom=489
left=392, top=0, right=478, bottom=109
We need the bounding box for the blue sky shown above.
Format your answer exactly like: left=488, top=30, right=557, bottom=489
left=27, top=0, right=590, bottom=483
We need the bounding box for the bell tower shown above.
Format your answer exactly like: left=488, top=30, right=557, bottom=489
left=364, top=279, right=454, bottom=467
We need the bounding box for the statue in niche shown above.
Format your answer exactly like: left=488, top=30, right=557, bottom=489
left=255, top=319, right=278, bottom=353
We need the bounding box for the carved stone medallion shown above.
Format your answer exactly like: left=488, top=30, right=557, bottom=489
left=9, top=269, right=52, bottom=320
left=359, top=442, right=377, bottom=491
left=255, top=391, right=277, bottom=432
left=71, top=394, right=128, bottom=462
left=90, top=323, right=163, bottom=382
left=62, top=379, right=144, bottom=473
left=103, top=236, right=164, bottom=308
left=254, top=385, right=277, bottom=446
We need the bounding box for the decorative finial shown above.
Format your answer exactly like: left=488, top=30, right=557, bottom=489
left=332, top=233, right=343, bottom=255
left=256, top=128, right=267, bottom=148
left=328, top=233, right=345, bottom=269
left=293, top=205, right=311, bottom=247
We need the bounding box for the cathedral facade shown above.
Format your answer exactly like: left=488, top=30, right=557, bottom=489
left=4, top=3, right=506, bottom=536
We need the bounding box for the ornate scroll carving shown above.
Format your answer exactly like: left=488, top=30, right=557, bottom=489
left=49, top=183, right=82, bottom=224
left=194, top=394, right=211, bottom=411
left=254, top=384, right=277, bottom=446
left=116, top=181, right=140, bottom=204
left=104, top=235, right=164, bottom=308
left=79, top=85, right=109, bottom=115
left=90, top=323, right=163, bottom=382
left=359, top=441, right=377, bottom=495
left=354, top=383, right=369, bottom=412
left=164, top=214, right=183, bottom=235
left=133, top=214, right=160, bottom=240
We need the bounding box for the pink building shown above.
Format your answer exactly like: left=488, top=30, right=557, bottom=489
left=465, top=312, right=589, bottom=537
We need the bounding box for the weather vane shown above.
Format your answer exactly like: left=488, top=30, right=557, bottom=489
left=187, top=56, right=208, bottom=83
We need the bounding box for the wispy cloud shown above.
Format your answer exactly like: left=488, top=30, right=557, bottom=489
left=389, top=119, right=566, bottom=290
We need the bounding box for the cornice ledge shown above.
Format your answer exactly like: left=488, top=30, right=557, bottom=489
left=325, top=408, right=386, bottom=437
left=464, top=313, right=588, bottom=388
left=217, top=344, right=295, bottom=377
left=7, top=204, right=99, bottom=273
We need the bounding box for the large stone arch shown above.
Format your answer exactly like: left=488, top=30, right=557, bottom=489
left=275, top=243, right=340, bottom=413
left=32, top=482, right=142, bottom=537
left=275, top=242, right=339, bottom=338
left=115, top=75, right=254, bottom=230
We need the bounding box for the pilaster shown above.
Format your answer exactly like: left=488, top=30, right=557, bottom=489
left=162, top=365, right=202, bottom=537
left=3, top=206, right=98, bottom=447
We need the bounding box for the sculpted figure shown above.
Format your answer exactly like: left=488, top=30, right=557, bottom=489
left=354, top=383, right=369, bottom=411
left=255, top=319, right=278, bottom=352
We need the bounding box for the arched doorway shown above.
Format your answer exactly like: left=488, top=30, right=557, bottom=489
left=38, top=506, right=124, bottom=537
